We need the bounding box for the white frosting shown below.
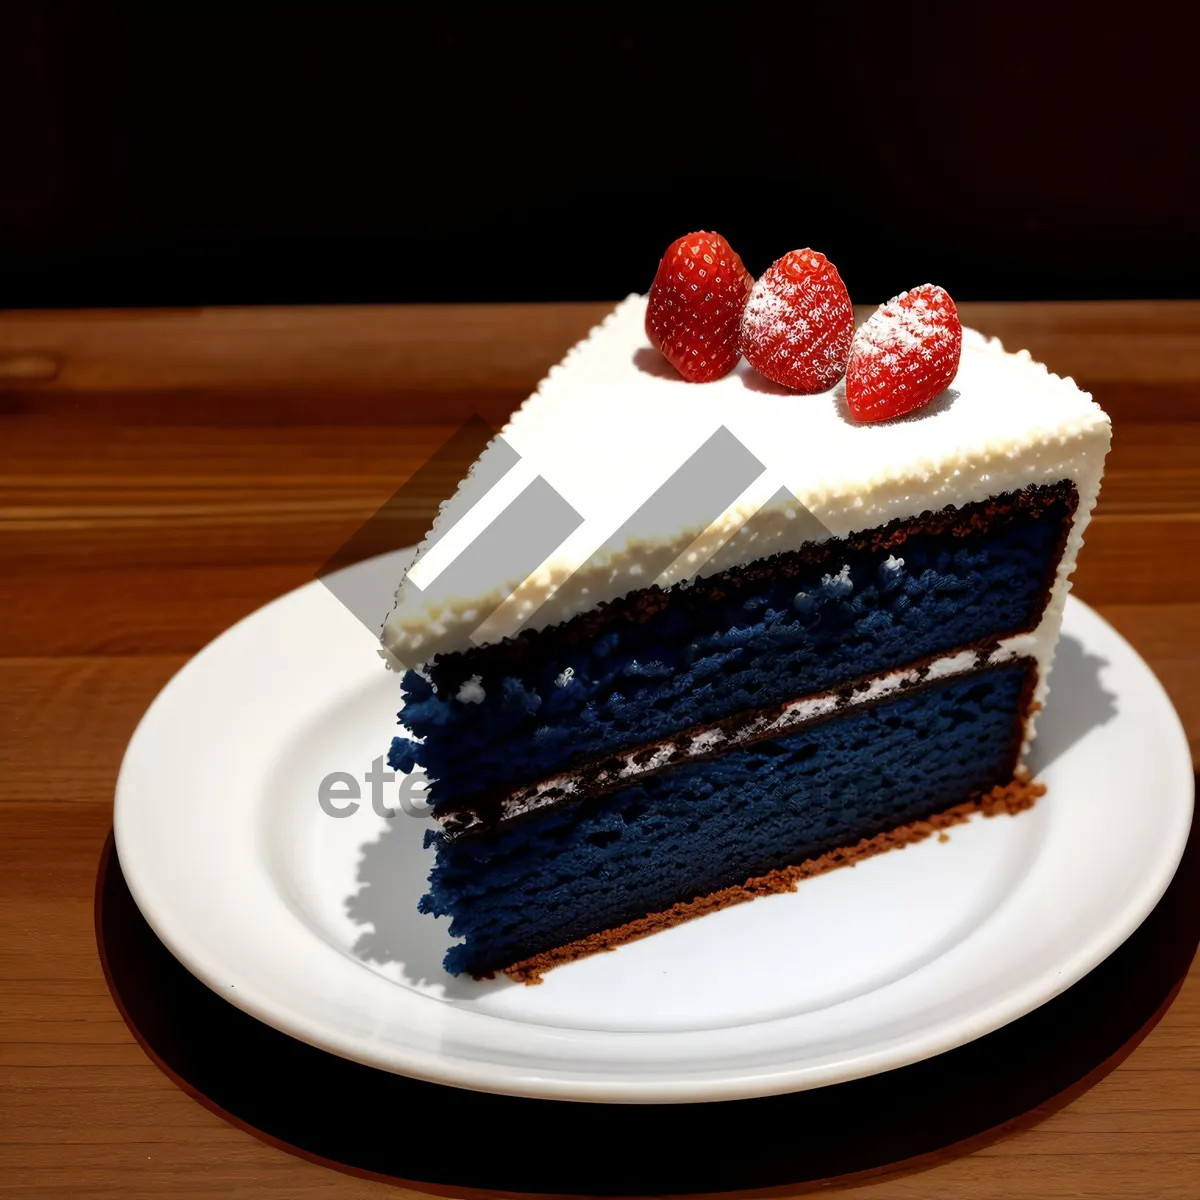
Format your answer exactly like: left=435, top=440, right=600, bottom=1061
left=383, top=294, right=1109, bottom=667
left=383, top=294, right=1109, bottom=792
left=442, top=638, right=1044, bottom=838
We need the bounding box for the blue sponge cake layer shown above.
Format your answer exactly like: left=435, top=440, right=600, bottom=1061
left=384, top=301, right=1110, bottom=981
left=420, top=663, right=1034, bottom=980
left=390, top=482, right=1075, bottom=804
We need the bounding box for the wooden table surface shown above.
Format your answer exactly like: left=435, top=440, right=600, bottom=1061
left=1, top=301, right=1198, bottom=1198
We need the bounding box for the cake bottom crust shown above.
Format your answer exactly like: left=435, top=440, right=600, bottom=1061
left=500, top=776, right=1045, bottom=984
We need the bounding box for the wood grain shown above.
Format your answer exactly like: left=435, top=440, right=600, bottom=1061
left=1, top=301, right=1197, bottom=1198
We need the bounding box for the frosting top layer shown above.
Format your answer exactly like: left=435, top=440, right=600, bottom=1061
left=382, top=294, right=1110, bottom=663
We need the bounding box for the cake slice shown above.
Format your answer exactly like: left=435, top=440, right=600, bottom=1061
left=383, top=295, right=1110, bottom=980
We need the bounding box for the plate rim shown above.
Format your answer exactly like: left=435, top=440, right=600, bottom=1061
left=114, top=584, right=1195, bottom=1103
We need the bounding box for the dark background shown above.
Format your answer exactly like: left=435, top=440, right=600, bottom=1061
left=2, top=3, right=1197, bottom=309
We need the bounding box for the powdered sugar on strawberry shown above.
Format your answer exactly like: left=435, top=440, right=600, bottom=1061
left=846, top=284, right=963, bottom=423
left=739, top=249, right=854, bottom=393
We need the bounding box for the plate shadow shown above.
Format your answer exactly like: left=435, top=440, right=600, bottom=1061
left=97, top=794, right=1198, bottom=1196
left=1028, top=633, right=1120, bottom=775
left=345, top=810, right=515, bottom=998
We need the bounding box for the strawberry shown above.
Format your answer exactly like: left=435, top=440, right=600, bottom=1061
left=846, top=285, right=963, bottom=423
left=739, top=249, right=854, bottom=393
left=645, top=231, right=754, bottom=382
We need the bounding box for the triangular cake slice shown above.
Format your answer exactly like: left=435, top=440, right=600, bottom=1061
left=383, top=295, right=1110, bottom=980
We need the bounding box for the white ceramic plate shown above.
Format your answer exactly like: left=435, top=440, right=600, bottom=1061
left=115, top=572, right=1193, bottom=1103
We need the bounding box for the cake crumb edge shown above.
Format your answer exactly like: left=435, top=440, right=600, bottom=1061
left=501, top=776, right=1046, bottom=984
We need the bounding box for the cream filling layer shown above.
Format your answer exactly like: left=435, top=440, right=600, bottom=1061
left=438, top=624, right=1050, bottom=840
